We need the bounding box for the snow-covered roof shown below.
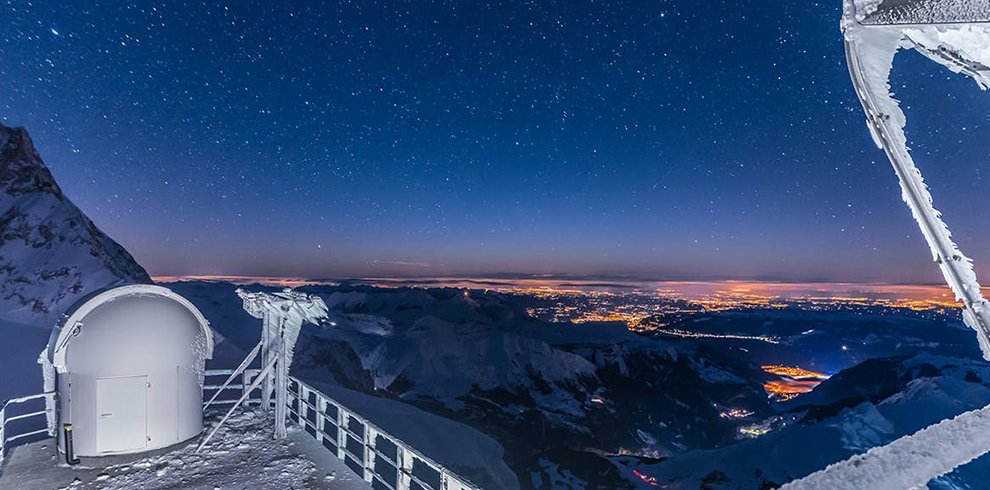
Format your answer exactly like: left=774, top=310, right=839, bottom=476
left=48, top=284, right=214, bottom=370
left=859, top=0, right=990, bottom=25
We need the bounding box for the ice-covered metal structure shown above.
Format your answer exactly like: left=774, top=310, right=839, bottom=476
left=843, top=0, right=990, bottom=359
left=199, top=288, right=327, bottom=450
left=46, top=284, right=214, bottom=457
left=236, top=287, right=328, bottom=435
left=783, top=2, right=990, bottom=488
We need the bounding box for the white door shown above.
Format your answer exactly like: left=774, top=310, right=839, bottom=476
left=96, top=375, right=148, bottom=453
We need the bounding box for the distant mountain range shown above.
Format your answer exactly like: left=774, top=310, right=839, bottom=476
left=169, top=280, right=778, bottom=489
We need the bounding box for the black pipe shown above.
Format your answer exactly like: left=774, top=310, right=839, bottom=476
left=63, top=423, right=80, bottom=465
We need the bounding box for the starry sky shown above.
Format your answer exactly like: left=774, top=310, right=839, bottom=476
left=1, top=1, right=989, bottom=282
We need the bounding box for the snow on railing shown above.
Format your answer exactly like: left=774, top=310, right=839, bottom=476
left=781, top=402, right=990, bottom=489
left=0, top=392, right=55, bottom=466
left=286, top=376, right=481, bottom=490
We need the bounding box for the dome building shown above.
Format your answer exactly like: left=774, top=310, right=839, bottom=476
left=47, top=285, right=214, bottom=457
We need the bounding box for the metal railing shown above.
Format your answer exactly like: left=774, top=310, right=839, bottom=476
left=0, top=392, right=55, bottom=465
left=203, top=368, right=263, bottom=407
left=286, top=376, right=481, bottom=490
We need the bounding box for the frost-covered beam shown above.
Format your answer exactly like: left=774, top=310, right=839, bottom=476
left=843, top=0, right=990, bottom=360
left=790, top=3, right=990, bottom=485
left=857, top=0, right=990, bottom=26
left=781, top=403, right=990, bottom=489
left=203, top=340, right=263, bottom=410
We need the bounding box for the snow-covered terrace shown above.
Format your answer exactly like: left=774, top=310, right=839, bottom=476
left=1, top=367, right=483, bottom=490
left=2, top=285, right=490, bottom=490
left=0, top=409, right=370, bottom=489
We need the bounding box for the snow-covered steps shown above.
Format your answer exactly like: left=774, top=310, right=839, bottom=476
left=0, top=409, right=369, bottom=489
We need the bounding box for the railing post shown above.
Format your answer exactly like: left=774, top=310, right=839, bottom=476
left=336, top=408, right=347, bottom=461
left=1, top=405, right=6, bottom=465
left=44, top=392, right=56, bottom=437
left=362, top=423, right=374, bottom=483
left=397, top=445, right=413, bottom=490
left=297, top=386, right=306, bottom=429
left=242, top=369, right=251, bottom=403
left=444, top=472, right=467, bottom=490
left=315, top=395, right=325, bottom=444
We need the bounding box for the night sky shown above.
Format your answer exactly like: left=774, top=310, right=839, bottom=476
left=2, top=1, right=989, bottom=282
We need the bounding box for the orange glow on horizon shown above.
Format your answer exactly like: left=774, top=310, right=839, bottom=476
left=152, top=276, right=970, bottom=301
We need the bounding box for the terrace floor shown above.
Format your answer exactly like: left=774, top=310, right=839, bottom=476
left=0, top=409, right=370, bottom=489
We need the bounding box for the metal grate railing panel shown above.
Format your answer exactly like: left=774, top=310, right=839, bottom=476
left=286, top=376, right=481, bottom=490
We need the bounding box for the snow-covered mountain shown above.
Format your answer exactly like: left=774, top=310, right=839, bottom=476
left=0, top=124, right=150, bottom=327
left=297, top=286, right=777, bottom=482
left=616, top=351, right=990, bottom=489
left=169, top=281, right=775, bottom=488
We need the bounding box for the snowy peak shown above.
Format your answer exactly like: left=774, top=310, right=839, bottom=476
left=0, top=124, right=151, bottom=326
left=0, top=124, right=61, bottom=197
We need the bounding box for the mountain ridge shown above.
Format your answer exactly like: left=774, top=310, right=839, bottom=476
left=0, top=123, right=151, bottom=327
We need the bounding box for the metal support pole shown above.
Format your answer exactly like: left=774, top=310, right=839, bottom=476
left=845, top=37, right=990, bottom=356
left=274, top=343, right=288, bottom=439
left=261, top=310, right=274, bottom=410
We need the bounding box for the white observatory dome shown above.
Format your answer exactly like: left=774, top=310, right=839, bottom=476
left=47, top=285, right=214, bottom=457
